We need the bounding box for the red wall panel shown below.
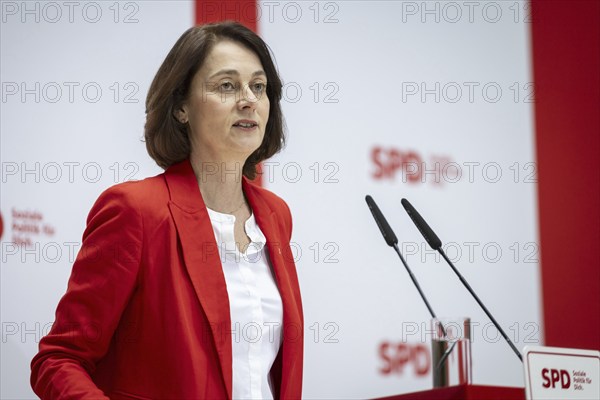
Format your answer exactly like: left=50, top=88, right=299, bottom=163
left=196, top=0, right=257, bottom=31
left=531, top=0, right=600, bottom=350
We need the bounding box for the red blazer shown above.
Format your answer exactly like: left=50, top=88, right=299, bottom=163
left=30, top=160, right=304, bottom=399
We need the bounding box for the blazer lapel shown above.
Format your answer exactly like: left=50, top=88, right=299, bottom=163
left=243, top=178, right=303, bottom=398
left=164, top=160, right=232, bottom=399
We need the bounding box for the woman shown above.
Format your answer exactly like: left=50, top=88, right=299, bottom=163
left=30, top=22, right=303, bottom=399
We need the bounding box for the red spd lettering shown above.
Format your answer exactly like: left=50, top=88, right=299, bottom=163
left=378, top=341, right=430, bottom=377
left=371, top=146, right=423, bottom=181
left=541, top=368, right=571, bottom=389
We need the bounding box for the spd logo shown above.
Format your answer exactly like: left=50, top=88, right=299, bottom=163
left=541, top=368, right=571, bottom=389
left=378, top=341, right=430, bottom=377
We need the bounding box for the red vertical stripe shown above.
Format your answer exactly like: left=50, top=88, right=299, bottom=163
left=195, top=0, right=257, bottom=32
left=531, top=0, right=600, bottom=350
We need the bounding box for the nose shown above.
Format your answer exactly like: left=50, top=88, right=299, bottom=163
left=237, top=84, right=259, bottom=110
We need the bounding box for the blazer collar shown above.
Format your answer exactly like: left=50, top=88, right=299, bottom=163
left=163, top=159, right=274, bottom=217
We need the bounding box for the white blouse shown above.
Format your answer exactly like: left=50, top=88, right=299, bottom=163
left=206, top=207, right=284, bottom=400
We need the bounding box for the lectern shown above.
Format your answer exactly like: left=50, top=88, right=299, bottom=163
left=373, top=384, right=525, bottom=400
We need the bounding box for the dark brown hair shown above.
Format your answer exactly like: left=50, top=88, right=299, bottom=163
left=144, top=21, right=285, bottom=179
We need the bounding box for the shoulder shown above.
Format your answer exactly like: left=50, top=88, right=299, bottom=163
left=98, top=173, right=167, bottom=200
left=88, top=173, right=168, bottom=223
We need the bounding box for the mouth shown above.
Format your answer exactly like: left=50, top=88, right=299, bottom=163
left=233, top=120, right=258, bottom=130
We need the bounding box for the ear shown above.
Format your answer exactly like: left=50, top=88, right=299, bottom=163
left=174, top=105, right=188, bottom=124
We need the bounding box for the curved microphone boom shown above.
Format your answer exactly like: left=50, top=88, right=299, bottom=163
left=401, top=198, right=523, bottom=362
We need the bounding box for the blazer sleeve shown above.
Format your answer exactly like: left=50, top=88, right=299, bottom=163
left=30, top=184, right=143, bottom=399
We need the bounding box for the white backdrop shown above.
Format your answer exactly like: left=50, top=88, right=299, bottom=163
left=1, top=1, right=541, bottom=398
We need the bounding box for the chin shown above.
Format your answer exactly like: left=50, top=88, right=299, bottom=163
left=238, top=136, right=264, bottom=151
left=232, top=142, right=262, bottom=158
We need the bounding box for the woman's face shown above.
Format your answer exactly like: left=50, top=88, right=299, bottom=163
left=181, top=40, right=270, bottom=163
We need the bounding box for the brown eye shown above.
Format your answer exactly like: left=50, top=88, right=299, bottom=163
left=219, top=81, right=236, bottom=91
left=251, top=82, right=266, bottom=95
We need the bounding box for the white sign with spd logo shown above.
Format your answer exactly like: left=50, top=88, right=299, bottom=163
left=523, top=346, right=599, bottom=400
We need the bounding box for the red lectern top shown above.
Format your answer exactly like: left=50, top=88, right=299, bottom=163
left=374, top=384, right=525, bottom=400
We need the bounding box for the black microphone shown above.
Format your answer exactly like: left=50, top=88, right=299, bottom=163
left=401, top=198, right=523, bottom=362
left=365, top=195, right=439, bottom=322
left=401, top=198, right=441, bottom=250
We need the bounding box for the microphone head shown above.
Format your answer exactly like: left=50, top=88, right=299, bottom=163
left=365, top=195, right=399, bottom=247
left=401, top=198, right=442, bottom=250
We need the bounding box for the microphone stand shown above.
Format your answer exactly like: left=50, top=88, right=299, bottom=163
left=438, top=248, right=523, bottom=362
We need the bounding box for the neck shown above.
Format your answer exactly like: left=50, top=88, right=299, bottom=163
left=189, top=153, right=247, bottom=213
